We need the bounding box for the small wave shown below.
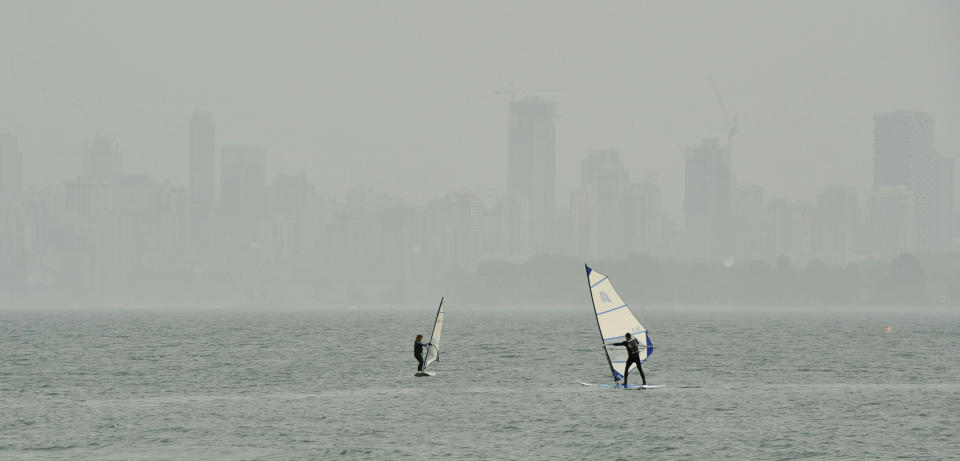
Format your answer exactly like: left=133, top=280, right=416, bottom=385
left=21, top=445, right=78, bottom=451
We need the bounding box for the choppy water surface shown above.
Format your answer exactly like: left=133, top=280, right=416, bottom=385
left=1, top=305, right=958, bottom=460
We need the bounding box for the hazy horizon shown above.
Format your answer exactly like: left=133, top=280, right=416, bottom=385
left=3, top=0, right=959, bottom=220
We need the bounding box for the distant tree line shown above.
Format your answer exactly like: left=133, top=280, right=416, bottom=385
left=4, top=251, right=959, bottom=307
left=443, top=253, right=960, bottom=307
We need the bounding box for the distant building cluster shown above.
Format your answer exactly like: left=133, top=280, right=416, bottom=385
left=0, top=104, right=956, bottom=303
left=678, top=110, right=955, bottom=265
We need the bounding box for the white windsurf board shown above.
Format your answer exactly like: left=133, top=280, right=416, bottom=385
left=415, top=371, right=436, bottom=377
left=577, top=381, right=662, bottom=389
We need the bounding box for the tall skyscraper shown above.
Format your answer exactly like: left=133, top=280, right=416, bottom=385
left=683, top=138, right=733, bottom=261
left=189, top=111, right=217, bottom=221
left=506, top=97, right=556, bottom=255
left=873, top=111, right=952, bottom=252
left=84, top=135, right=121, bottom=180
left=0, top=133, right=22, bottom=206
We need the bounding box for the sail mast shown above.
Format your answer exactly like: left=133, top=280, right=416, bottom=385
left=424, top=297, right=444, bottom=369
left=432, top=297, right=443, bottom=347
left=586, top=265, right=618, bottom=382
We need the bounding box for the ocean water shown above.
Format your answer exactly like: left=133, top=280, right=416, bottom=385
left=1, top=305, right=958, bottom=460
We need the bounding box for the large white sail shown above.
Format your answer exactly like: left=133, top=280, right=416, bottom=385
left=423, top=298, right=444, bottom=369
left=585, top=265, right=652, bottom=382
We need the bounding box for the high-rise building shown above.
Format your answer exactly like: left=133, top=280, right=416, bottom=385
left=581, top=149, right=629, bottom=188
left=0, top=133, right=22, bottom=206
left=507, top=97, right=556, bottom=255
left=571, top=150, right=666, bottom=259
left=873, top=111, right=951, bottom=252
left=189, top=111, right=216, bottom=222
left=683, top=138, right=733, bottom=261
left=578, top=149, right=630, bottom=259
left=220, top=146, right=266, bottom=242
left=263, top=173, right=321, bottom=261
left=763, top=198, right=813, bottom=260
left=874, top=111, right=935, bottom=189
left=732, top=184, right=764, bottom=260
left=270, top=173, right=315, bottom=215
left=569, top=186, right=600, bottom=259
left=624, top=179, right=666, bottom=257
left=442, top=192, right=484, bottom=269
left=64, top=177, right=112, bottom=217
left=872, top=185, right=917, bottom=258
left=111, top=174, right=158, bottom=216
left=83, top=135, right=121, bottom=181
left=936, top=156, right=955, bottom=250
left=421, top=192, right=484, bottom=269
left=494, top=197, right=530, bottom=262
left=813, top=185, right=858, bottom=263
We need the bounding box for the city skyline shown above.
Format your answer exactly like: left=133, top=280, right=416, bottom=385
left=2, top=102, right=955, bottom=219
left=2, top=1, right=958, bottom=218
left=1, top=0, right=959, bottom=307
left=0, top=103, right=955, bottom=264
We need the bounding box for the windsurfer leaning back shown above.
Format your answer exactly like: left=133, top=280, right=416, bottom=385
left=608, top=332, right=647, bottom=386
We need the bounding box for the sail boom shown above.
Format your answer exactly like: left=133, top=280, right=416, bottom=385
left=602, top=331, right=647, bottom=342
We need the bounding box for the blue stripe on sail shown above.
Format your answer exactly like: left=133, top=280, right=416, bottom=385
left=646, top=335, right=654, bottom=358
left=603, top=331, right=647, bottom=342
left=596, top=304, right=627, bottom=315
left=590, top=276, right=608, bottom=288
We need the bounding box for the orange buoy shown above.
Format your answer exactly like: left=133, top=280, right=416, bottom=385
left=884, top=326, right=892, bottom=333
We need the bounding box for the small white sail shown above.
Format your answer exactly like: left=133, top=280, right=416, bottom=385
left=423, top=298, right=444, bottom=369
left=586, top=265, right=652, bottom=382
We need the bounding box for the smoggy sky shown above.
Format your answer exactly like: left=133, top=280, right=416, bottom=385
left=1, top=0, right=958, bottom=219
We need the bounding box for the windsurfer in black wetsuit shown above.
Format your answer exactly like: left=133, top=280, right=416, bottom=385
left=414, top=334, right=430, bottom=372
left=609, top=332, right=646, bottom=386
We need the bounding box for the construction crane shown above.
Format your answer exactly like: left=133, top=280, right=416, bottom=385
left=708, top=74, right=738, bottom=160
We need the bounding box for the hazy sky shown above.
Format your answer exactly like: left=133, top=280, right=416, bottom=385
left=1, top=0, right=958, bottom=219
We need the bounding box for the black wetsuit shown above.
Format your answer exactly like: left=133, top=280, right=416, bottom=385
left=612, top=337, right=646, bottom=386
left=414, top=341, right=426, bottom=371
